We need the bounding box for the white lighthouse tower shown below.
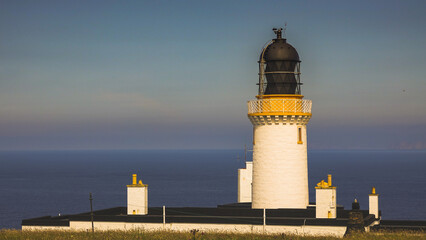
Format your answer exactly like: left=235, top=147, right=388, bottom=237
left=247, top=28, right=312, bottom=209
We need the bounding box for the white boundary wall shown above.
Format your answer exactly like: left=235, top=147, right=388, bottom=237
left=23, top=221, right=347, bottom=237
left=22, top=226, right=70, bottom=231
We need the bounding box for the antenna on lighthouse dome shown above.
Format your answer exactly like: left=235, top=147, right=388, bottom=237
left=283, top=22, right=287, bottom=38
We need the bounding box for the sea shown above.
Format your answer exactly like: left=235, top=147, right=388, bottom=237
left=0, top=149, right=425, bottom=229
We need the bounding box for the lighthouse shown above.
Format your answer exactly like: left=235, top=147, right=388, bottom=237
left=248, top=28, right=312, bottom=209
left=23, top=28, right=389, bottom=236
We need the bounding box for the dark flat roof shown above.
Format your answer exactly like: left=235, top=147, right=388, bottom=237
left=22, top=203, right=379, bottom=227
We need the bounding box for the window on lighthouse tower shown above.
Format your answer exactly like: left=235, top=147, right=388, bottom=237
left=297, top=127, right=303, bottom=144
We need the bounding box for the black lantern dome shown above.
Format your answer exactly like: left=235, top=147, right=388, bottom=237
left=259, top=28, right=302, bottom=95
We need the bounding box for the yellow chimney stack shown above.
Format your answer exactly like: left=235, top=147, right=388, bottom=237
left=328, top=174, right=332, bottom=187
left=132, top=174, right=137, bottom=185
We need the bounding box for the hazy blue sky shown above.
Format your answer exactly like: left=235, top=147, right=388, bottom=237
left=1, top=0, right=425, bottom=150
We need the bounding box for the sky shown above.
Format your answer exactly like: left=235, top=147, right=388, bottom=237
left=0, top=0, right=425, bottom=150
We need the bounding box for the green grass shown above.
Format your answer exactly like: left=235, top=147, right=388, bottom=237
left=0, top=229, right=424, bottom=240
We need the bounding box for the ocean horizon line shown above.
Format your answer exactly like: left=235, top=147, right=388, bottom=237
left=0, top=148, right=425, bottom=153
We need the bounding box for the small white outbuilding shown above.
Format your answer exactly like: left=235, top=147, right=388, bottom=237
left=315, top=174, right=336, bottom=219
left=369, top=187, right=380, bottom=225
left=127, top=174, right=148, bottom=215
left=238, top=161, right=253, bottom=203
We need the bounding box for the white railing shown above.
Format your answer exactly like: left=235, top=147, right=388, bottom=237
left=247, top=99, right=312, bottom=114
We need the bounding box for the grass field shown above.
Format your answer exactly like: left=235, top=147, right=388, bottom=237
left=0, top=230, right=425, bottom=240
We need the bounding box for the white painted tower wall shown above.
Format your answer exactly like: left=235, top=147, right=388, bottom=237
left=238, top=161, right=253, bottom=203
left=127, top=174, right=148, bottom=215
left=252, top=123, right=309, bottom=209
left=247, top=96, right=312, bottom=209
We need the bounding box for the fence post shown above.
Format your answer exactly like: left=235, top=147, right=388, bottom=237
left=263, top=208, right=266, bottom=233
left=163, top=205, right=166, bottom=229
left=89, top=193, right=94, bottom=233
